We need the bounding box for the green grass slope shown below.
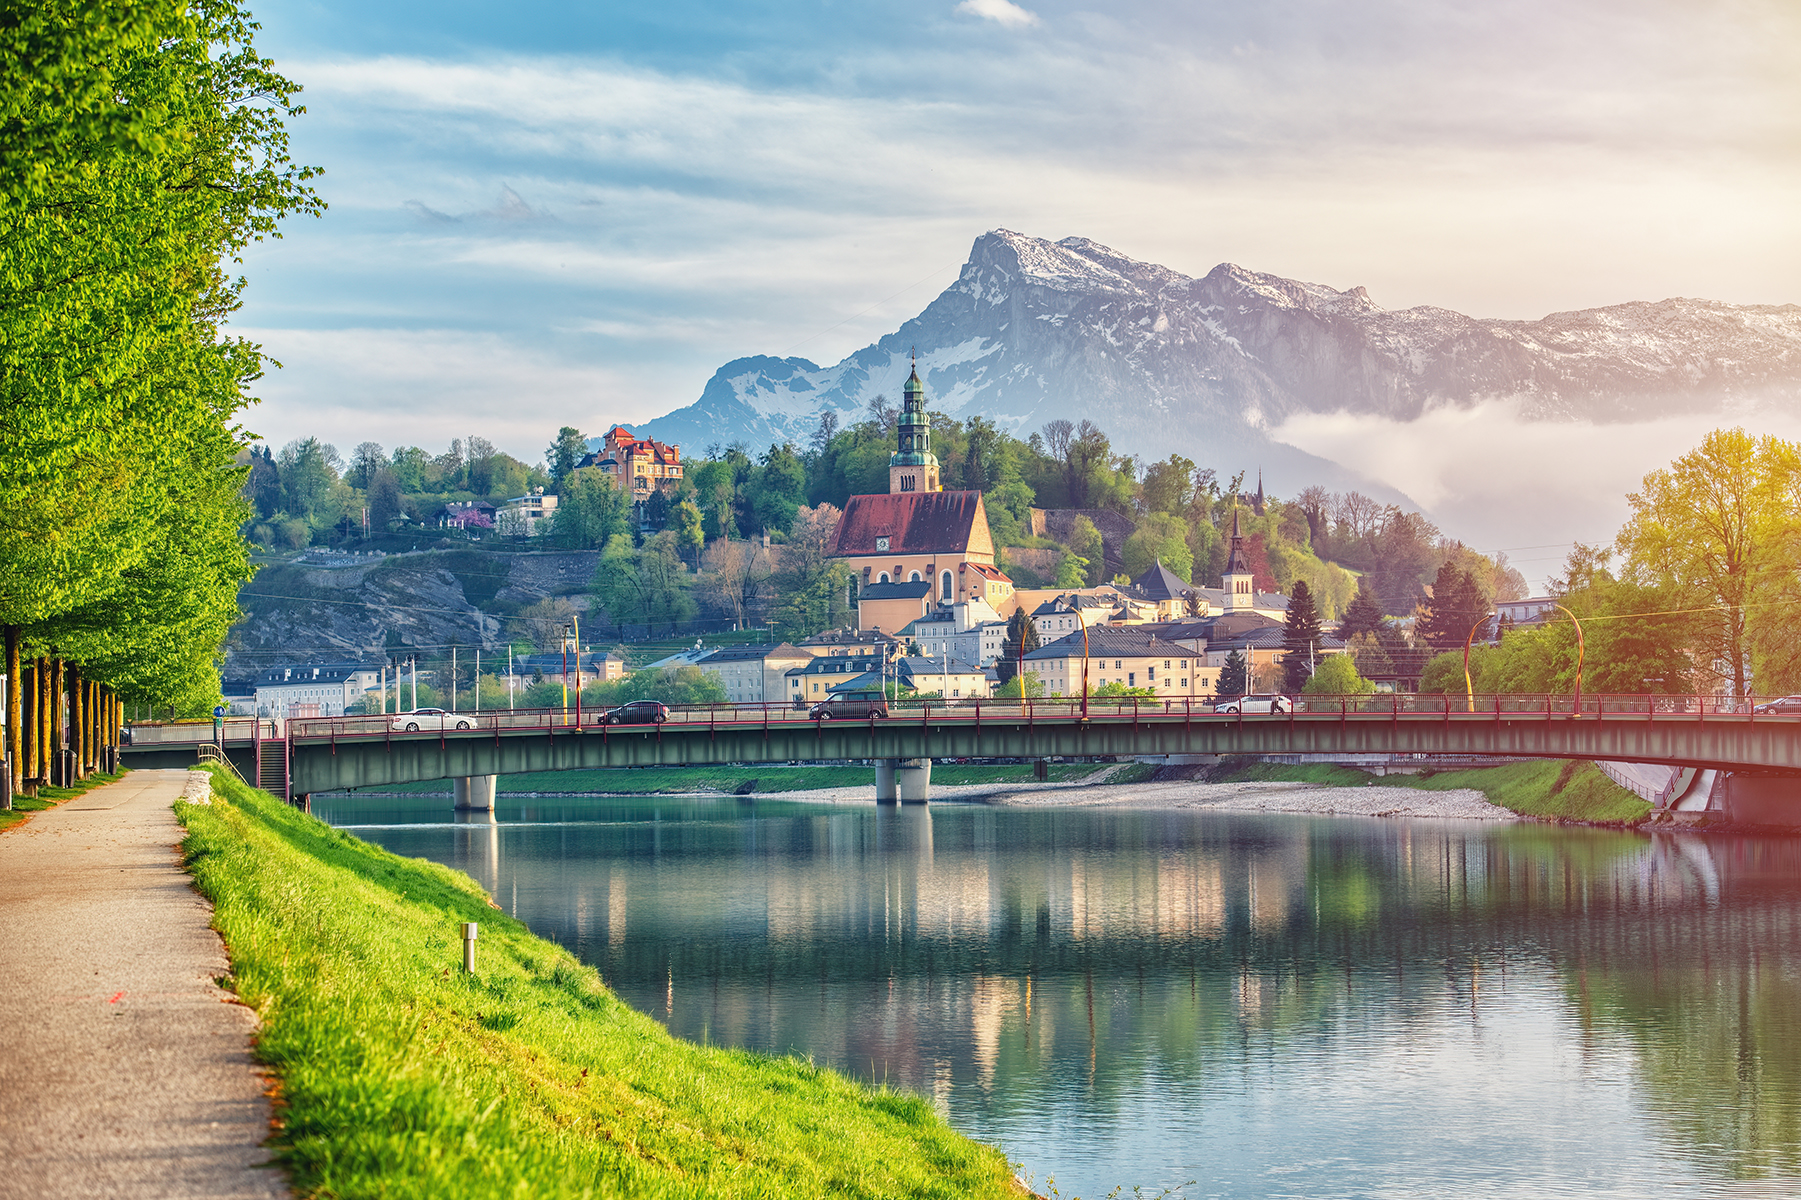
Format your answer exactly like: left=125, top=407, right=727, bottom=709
left=179, top=769, right=1023, bottom=1199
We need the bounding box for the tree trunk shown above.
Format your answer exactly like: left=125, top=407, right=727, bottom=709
left=68, top=663, right=83, bottom=780
left=50, top=658, right=65, bottom=784
left=4, top=626, right=18, bottom=799
left=36, top=657, right=50, bottom=788
left=21, top=659, right=36, bottom=795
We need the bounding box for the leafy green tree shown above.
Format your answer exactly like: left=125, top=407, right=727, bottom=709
left=770, top=504, right=849, bottom=640
left=982, top=479, right=1036, bottom=548
left=1067, top=516, right=1104, bottom=586
left=367, top=468, right=403, bottom=530
left=546, top=427, right=586, bottom=489
left=1336, top=579, right=1386, bottom=642
left=389, top=446, right=430, bottom=491
left=1282, top=579, right=1322, bottom=693
left=996, top=609, right=1041, bottom=686
left=552, top=472, right=631, bottom=550
left=1302, top=654, right=1375, bottom=696
left=1617, top=428, right=1801, bottom=698
left=1216, top=649, right=1248, bottom=699
left=279, top=438, right=340, bottom=522
left=749, top=443, right=806, bottom=535
left=670, top=500, right=704, bottom=567
left=992, top=673, right=1046, bottom=699
left=1121, top=513, right=1193, bottom=582
left=1140, top=454, right=1196, bottom=517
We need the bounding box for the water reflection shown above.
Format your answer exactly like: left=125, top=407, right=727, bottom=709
left=319, top=795, right=1801, bottom=1199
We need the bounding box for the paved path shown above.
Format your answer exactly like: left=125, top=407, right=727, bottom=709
left=0, top=770, right=287, bottom=1199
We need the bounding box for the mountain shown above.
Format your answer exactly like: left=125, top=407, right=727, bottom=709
left=635, top=230, right=1801, bottom=498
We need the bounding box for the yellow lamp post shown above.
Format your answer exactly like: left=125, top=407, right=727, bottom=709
left=1551, top=603, right=1586, bottom=714
left=1461, top=614, right=1492, bottom=713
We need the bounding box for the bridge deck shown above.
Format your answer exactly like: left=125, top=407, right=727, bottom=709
left=278, top=697, right=1801, bottom=797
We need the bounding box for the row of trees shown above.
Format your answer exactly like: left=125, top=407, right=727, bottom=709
left=2, top=0, right=319, bottom=793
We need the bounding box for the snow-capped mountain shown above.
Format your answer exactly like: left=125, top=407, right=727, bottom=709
left=635, top=230, right=1801, bottom=493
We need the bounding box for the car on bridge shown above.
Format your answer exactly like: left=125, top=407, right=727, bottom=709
left=390, top=708, right=474, bottom=731
left=1753, top=696, right=1801, bottom=715
left=600, top=700, right=669, bottom=726
left=1215, top=694, right=1295, bottom=715
left=810, top=692, right=890, bottom=720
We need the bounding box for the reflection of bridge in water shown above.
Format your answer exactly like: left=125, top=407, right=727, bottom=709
left=254, top=696, right=1801, bottom=810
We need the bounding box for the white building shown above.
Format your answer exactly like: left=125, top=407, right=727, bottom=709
left=695, top=644, right=817, bottom=704
left=255, top=662, right=382, bottom=719
left=901, top=598, right=1008, bottom=665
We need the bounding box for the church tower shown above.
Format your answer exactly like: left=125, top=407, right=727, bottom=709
left=888, top=362, right=941, bottom=495
left=1223, top=507, right=1254, bottom=612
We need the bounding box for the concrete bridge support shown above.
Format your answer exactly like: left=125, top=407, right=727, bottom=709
left=873, top=759, right=932, bottom=804
left=897, top=758, right=931, bottom=804
left=453, top=775, right=496, bottom=811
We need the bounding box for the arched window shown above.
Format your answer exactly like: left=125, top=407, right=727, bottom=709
left=878, top=572, right=890, bottom=583
left=941, top=570, right=953, bottom=601
left=909, top=571, right=921, bottom=582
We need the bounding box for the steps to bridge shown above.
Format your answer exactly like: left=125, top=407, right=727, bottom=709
left=255, top=738, right=287, bottom=799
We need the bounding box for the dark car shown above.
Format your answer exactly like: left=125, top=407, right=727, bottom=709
left=1753, top=696, right=1801, bottom=714
left=601, top=700, right=669, bottom=725
left=809, top=692, right=889, bottom=720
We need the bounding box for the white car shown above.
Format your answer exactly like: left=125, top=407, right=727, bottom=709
left=390, top=708, right=473, bottom=732
left=1216, top=694, right=1294, bottom=715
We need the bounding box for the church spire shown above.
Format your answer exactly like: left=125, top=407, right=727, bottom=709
left=1223, top=507, right=1253, bottom=611
left=889, top=356, right=940, bottom=494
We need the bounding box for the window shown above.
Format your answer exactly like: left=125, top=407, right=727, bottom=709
left=1129, top=672, right=1137, bottom=687
left=1165, top=660, right=1171, bottom=669
left=909, top=571, right=921, bottom=582
left=941, top=570, right=953, bottom=602
left=900, top=475, right=916, bottom=491
left=879, top=572, right=890, bottom=583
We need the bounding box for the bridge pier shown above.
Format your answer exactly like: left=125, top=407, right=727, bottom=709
left=873, top=759, right=931, bottom=804
left=453, top=775, right=497, bottom=811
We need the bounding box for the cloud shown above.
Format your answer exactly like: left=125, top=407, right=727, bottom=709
left=955, top=0, right=1038, bottom=29
left=1269, top=401, right=1801, bottom=587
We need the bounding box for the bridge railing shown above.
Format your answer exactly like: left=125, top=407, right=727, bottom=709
left=283, top=692, right=1786, bottom=744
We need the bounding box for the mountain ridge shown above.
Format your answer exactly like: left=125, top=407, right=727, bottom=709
left=635, top=230, right=1801, bottom=498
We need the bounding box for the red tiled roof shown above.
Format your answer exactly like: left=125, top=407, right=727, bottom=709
left=967, top=562, right=1011, bottom=582
left=832, top=492, right=987, bottom=557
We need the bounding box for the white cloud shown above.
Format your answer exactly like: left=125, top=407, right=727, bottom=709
left=1269, top=402, right=1801, bottom=588
left=955, top=0, right=1039, bottom=29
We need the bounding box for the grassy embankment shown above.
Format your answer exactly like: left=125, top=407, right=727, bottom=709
left=179, top=768, right=1024, bottom=1199
left=2, top=770, right=129, bottom=834
left=345, top=761, right=1113, bottom=796
left=1203, top=758, right=1652, bottom=824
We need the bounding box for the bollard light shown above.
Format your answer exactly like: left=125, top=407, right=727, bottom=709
left=462, top=922, right=479, bottom=973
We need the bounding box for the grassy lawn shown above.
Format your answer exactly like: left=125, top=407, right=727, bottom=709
left=178, top=769, right=1024, bottom=1199
left=2, top=770, right=128, bottom=834
left=1206, top=758, right=1652, bottom=824
left=343, top=761, right=1111, bottom=796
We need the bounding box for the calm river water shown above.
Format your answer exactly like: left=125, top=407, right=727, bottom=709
left=316, top=793, right=1801, bottom=1199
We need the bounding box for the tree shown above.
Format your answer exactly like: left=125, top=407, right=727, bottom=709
left=748, top=443, right=806, bottom=535
left=547, top=427, right=587, bottom=488
left=1121, top=513, right=1193, bottom=582
left=463, top=435, right=498, bottom=494
left=770, top=504, right=849, bottom=641
left=1068, top=516, right=1104, bottom=587
left=552, top=471, right=631, bottom=550
left=1617, top=429, right=1801, bottom=699
left=1217, top=649, right=1248, bottom=699
left=1141, top=454, right=1196, bottom=516
left=511, top=597, right=578, bottom=651
left=367, top=468, right=403, bottom=530
left=1302, top=653, right=1375, bottom=696
left=279, top=438, right=339, bottom=523
left=1335, top=579, right=1386, bottom=642
left=349, top=441, right=386, bottom=489
left=1419, top=564, right=1489, bottom=651
left=996, top=609, right=1041, bottom=687
left=670, top=500, right=704, bottom=566
left=702, top=538, right=773, bottom=629
left=1282, top=579, right=1323, bottom=693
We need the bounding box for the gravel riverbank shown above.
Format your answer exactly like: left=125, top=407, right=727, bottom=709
left=756, top=770, right=1514, bottom=821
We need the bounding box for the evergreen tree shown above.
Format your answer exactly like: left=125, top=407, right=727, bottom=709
left=1216, top=649, right=1248, bottom=699
left=1420, top=565, right=1489, bottom=651
left=997, top=609, right=1041, bottom=686
left=1335, top=578, right=1385, bottom=642
left=546, top=426, right=586, bottom=488
left=1282, top=579, right=1322, bottom=693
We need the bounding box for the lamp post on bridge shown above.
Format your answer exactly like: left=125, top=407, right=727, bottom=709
left=1550, top=603, right=1586, bottom=715
left=1072, top=603, right=1091, bottom=722
left=1462, top=614, right=1493, bottom=714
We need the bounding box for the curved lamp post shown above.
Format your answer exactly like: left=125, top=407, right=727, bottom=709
left=1072, top=604, right=1091, bottom=721
left=1549, top=603, right=1586, bottom=715
left=1461, top=614, right=1492, bottom=713
left=561, top=622, right=573, bottom=725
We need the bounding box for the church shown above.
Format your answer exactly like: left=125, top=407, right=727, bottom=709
left=829, top=366, right=1014, bottom=634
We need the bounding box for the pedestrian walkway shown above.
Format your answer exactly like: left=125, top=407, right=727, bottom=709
left=0, top=770, right=287, bottom=1199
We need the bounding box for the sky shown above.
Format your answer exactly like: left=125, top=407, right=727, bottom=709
left=235, top=0, right=1801, bottom=583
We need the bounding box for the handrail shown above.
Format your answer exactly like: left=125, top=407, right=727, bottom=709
left=195, top=742, right=249, bottom=786
left=276, top=692, right=1785, bottom=743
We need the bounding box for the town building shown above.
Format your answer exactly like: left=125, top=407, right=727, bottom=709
left=254, top=662, right=382, bottom=719
left=831, top=364, right=1014, bottom=633
left=1021, top=627, right=1216, bottom=699
left=1496, top=596, right=1560, bottom=628
left=498, top=488, right=558, bottom=537
left=505, top=651, right=624, bottom=687
left=789, top=653, right=893, bottom=704
left=894, top=656, right=990, bottom=699
left=576, top=426, right=684, bottom=512
left=899, top=598, right=1008, bottom=666
left=695, top=644, right=816, bottom=705
left=798, top=628, right=904, bottom=659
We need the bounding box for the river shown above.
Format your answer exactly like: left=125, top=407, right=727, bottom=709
left=316, top=792, right=1801, bottom=1199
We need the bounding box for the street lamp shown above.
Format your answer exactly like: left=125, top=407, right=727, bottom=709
left=561, top=622, right=573, bottom=724
left=571, top=613, right=582, bottom=727
left=1461, top=613, right=1492, bottom=713
left=1072, top=602, right=1091, bottom=721
left=1550, top=603, right=1586, bottom=714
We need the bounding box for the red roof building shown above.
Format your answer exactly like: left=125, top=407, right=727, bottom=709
left=577, top=425, right=683, bottom=507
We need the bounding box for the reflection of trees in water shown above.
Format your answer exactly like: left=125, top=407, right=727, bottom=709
left=393, top=798, right=1801, bottom=1176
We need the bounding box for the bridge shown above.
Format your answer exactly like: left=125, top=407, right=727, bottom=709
left=205, top=695, right=1801, bottom=810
